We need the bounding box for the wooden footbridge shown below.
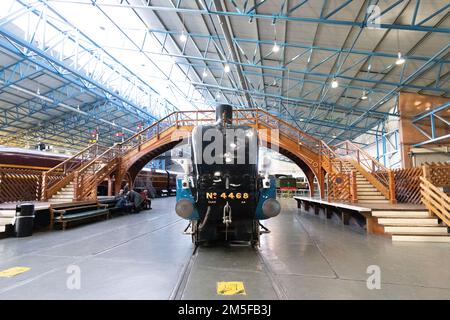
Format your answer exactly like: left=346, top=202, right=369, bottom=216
left=1, top=109, right=448, bottom=241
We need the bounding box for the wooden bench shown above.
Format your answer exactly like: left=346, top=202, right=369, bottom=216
left=49, top=200, right=110, bottom=230
left=294, top=196, right=374, bottom=231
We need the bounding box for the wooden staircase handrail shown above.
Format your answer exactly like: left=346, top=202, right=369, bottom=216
left=42, top=143, right=102, bottom=200
left=76, top=145, right=119, bottom=176
left=118, top=109, right=321, bottom=154
left=45, top=143, right=98, bottom=175
left=334, top=140, right=389, bottom=172
left=68, top=108, right=328, bottom=201
left=420, top=176, right=450, bottom=227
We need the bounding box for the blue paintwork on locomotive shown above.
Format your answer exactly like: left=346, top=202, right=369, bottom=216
left=255, top=177, right=277, bottom=220
left=177, top=176, right=277, bottom=221
left=176, top=178, right=199, bottom=220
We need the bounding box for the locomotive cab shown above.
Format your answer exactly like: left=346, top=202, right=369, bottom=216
left=175, top=104, right=281, bottom=246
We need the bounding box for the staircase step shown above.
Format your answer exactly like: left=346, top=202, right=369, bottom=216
left=51, top=199, right=73, bottom=203
left=392, top=235, right=450, bottom=242
left=358, top=195, right=386, bottom=200
left=372, top=210, right=429, bottom=218
left=357, top=188, right=379, bottom=192
left=52, top=195, right=74, bottom=199
left=358, top=200, right=390, bottom=204
left=57, top=191, right=74, bottom=195
left=377, top=217, right=439, bottom=226
left=52, top=193, right=73, bottom=199
left=357, top=191, right=382, bottom=196
left=0, top=217, right=14, bottom=225
left=384, top=226, right=448, bottom=234
left=0, top=210, right=16, bottom=218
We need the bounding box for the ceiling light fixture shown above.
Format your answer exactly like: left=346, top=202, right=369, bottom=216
left=331, top=79, right=339, bottom=88
left=395, top=51, right=405, bottom=65
left=224, top=64, right=230, bottom=73
left=179, top=31, right=187, bottom=42
left=361, top=91, right=368, bottom=100
left=272, top=42, right=280, bottom=53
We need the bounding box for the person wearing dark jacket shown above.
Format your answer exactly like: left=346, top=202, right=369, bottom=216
left=127, top=190, right=144, bottom=213
left=140, top=189, right=152, bottom=210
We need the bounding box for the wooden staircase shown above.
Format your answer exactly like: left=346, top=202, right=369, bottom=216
left=42, top=144, right=107, bottom=201
left=342, top=160, right=390, bottom=204
left=48, top=181, right=75, bottom=203
left=373, top=209, right=450, bottom=242
left=322, top=141, right=394, bottom=204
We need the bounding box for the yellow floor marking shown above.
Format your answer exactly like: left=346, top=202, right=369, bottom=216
left=0, top=267, right=31, bottom=278
left=217, top=281, right=246, bottom=295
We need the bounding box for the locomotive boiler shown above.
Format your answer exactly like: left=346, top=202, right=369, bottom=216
left=175, top=104, right=281, bottom=246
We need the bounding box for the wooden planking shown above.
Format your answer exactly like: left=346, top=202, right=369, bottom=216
left=393, top=162, right=450, bottom=205
left=393, top=167, right=422, bottom=204
left=0, top=168, right=42, bottom=203
left=420, top=176, right=450, bottom=227
left=328, top=172, right=351, bottom=203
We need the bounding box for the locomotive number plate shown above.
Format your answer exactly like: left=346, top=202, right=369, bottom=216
left=206, top=192, right=249, bottom=200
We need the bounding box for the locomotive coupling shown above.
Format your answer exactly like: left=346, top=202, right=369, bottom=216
left=262, top=198, right=281, bottom=218
left=222, top=202, right=232, bottom=226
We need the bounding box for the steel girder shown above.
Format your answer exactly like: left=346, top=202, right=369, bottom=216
left=48, top=0, right=450, bottom=34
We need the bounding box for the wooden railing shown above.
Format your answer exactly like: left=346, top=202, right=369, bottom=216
left=420, top=176, right=450, bottom=227
left=319, top=141, right=356, bottom=202
left=120, top=108, right=321, bottom=153
left=332, top=140, right=395, bottom=203
left=393, top=162, right=450, bottom=204
left=73, top=145, right=120, bottom=200
left=70, top=108, right=323, bottom=200
left=41, top=143, right=102, bottom=200
left=0, top=167, right=43, bottom=203
left=327, top=172, right=351, bottom=202
left=393, top=167, right=422, bottom=204
left=319, top=140, right=353, bottom=173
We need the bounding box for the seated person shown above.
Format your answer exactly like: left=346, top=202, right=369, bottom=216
left=126, top=190, right=145, bottom=213
left=140, top=189, right=152, bottom=210
left=114, top=189, right=127, bottom=209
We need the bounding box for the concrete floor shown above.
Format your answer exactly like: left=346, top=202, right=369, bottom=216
left=1, top=198, right=450, bottom=299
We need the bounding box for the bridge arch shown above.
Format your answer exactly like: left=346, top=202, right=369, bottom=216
left=115, top=125, right=325, bottom=198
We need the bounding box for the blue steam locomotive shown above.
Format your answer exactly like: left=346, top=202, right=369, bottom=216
left=175, top=104, right=281, bottom=246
